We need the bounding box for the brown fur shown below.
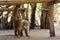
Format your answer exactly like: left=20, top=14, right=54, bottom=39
left=12, top=11, right=29, bottom=36
left=12, top=13, right=22, bottom=36
left=12, top=16, right=29, bottom=36
left=19, top=19, right=30, bottom=36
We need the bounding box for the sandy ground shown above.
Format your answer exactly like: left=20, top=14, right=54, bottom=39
left=0, top=23, right=60, bottom=40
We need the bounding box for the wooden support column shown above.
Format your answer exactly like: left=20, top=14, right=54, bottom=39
left=30, top=3, right=36, bottom=29
left=40, top=3, right=49, bottom=29
left=49, top=4, right=55, bottom=37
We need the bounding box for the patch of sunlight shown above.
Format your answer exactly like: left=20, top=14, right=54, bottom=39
left=3, top=11, right=7, bottom=14
left=58, top=15, right=60, bottom=19
left=57, top=3, right=60, bottom=5
left=8, top=11, right=12, bottom=22
left=8, top=11, right=12, bottom=17
left=8, top=16, right=11, bottom=22
left=24, top=4, right=28, bottom=8
left=9, top=5, right=14, bottom=8
left=57, top=7, right=60, bottom=13
left=1, top=5, right=7, bottom=8
left=3, top=11, right=7, bottom=17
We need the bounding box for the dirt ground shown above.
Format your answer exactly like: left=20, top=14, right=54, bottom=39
left=0, top=23, right=60, bottom=40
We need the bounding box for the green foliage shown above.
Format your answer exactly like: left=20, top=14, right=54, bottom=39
left=28, top=4, right=32, bottom=15
left=54, top=3, right=60, bottom=21
left=35, top=3, right=42, bottom=18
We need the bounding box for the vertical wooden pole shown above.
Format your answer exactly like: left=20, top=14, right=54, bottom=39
left=40, top=3, right=49, bottom=29
left=49, top=5, right=55, bottom=37
left=30, top=3, right=36, bottom=29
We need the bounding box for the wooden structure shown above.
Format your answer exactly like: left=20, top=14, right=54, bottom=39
left=0, top=0, right=59, bottom=37
left=0, top=8, right=26, bottom=11
left=0, top=0, right=52, bottom=5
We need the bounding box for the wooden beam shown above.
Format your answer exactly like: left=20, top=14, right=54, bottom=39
left=30, top=3, right=36, bottom=29
left=55, top=0, right=60, bottom=3
left=0, top=8, right=26, bottom=11
left=0, top=7, right=49, bottom=11
left=48, top=0, right=60, bottom=5
left=0, top=0, right=52, bottom=5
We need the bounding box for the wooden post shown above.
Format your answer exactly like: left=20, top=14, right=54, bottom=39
left=30, top=3, right=36, bottom=29
left=49, top=4, right=55, bottom=37
left=40, top=3, right=49, bottom=29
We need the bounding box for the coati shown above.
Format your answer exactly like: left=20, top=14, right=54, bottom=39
left=12, top=13, right=30, bottom=36
left=13, top=19, right=30, bottom=36
left=12, top=5, right=29, bottom=36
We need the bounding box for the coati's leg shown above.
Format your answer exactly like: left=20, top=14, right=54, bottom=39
left=15, top=27, right=18, bottom=36
left=18, top=27, right=23, bottom=36
left=19, top=30, right=23, bottom=36
left=24, top=26, right=29, bottom=37
left=17, top=28, right=20, bottom=36
left=18, top=28, right=23, bottom=36
left=22, top=20, right=30, bottom=37
left=13, top=23, right=18, bottom=36
left=25, top=28, right=29, bottom=37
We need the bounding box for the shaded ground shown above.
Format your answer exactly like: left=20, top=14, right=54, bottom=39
left=0, top=23, right=60, bottom=40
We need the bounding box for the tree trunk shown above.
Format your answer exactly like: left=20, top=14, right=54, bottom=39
left=30, top=3, right=36, bottom=29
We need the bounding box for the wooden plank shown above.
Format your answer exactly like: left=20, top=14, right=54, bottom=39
left=0, top=8, right=26, bottom=11
left=0, top=0, right=52, bottom=5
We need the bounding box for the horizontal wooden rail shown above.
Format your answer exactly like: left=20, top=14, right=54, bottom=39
left=0, top=8, right=49, bottom=11
left=0, top=8, right=26, bottom=11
